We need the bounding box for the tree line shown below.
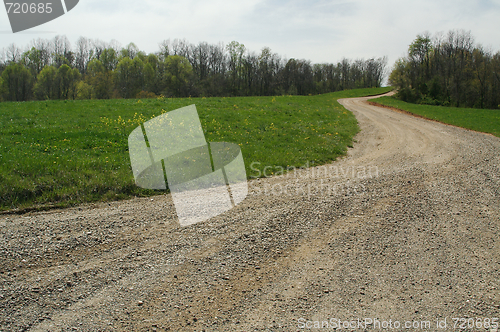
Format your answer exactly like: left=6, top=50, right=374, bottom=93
left=0, top=36, right=387, bottom=101
left=390, top=30, right=500, bottom=109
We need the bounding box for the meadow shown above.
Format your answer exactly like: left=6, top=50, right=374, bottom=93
left=371, top=96, right=500, bottom=138
left=0, top=87, right=392, bottom=211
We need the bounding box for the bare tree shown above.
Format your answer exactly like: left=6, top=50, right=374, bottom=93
left=6, top=43, right=23, bottom=63
left=52, top=35, right=72, bottom=67
left=158, top=39, right=171, bottom=61
left=75, top=37, right=93, bottom=73
left=0, top=48, right=6, bottom=68
left=171, top=39, right=189, bottom=58
left=92, top=39, right=108, bottom=60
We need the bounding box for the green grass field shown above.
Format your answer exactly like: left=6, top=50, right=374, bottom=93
left=371, top=96, right=500, bottom=138
left=0, top=87, right=392, bottom=211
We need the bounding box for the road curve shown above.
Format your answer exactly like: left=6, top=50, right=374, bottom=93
left=1, top=93, right=499, bottom=331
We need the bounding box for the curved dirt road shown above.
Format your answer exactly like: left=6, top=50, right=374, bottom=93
left=1, top=93, right=499, bottom=331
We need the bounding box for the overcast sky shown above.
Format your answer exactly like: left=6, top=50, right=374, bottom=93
left=1, top=0, right=500, bottom=72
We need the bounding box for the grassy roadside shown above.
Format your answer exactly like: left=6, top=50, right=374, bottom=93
left=370, top=96, right=500, bottom=138
left=0, top=87, right=392, bottom=212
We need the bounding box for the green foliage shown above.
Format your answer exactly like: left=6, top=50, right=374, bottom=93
left=119, top=43, right=140, bottom=60
left=0, top=87, right=389, bottom=211
left=388, top=58, right=409, bottom=88
left=0, top=77, right=5, bottom=101
left=114, top=57, right=145, bottom=98
left=100, top=48, right=118, bottom=71
left=34, top=65, right=58, bottom=100
left=390, top=30, right=500, bottom=109
left=76, top=81, right=92, bottom=99
left=23, top=47, right=50, bottom=76
left=408, top=34, right=432, bottom=67
left=163, top=55, right=193, bottom=97
left=372, top=96, right=500, bottom=137
left=87, top=58, right=105, bottom=74
left=1, top=36, right=389, bottom=102
left=86, top=59, right=113, bottom=99
left=1, top=62, right=34, bottom=101
left=143, top=63, right=156, bottom=93
left=33, top=65, right=82, bottom=100
left=58, top=64, right=81, bottom=99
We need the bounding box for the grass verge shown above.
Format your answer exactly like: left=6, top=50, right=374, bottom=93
left=370, top=96, right=500, bottom=138
left=0, top=87, right=392, bottom=212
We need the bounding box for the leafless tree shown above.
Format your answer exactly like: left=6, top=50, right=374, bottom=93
left=6, top=43, right=23, bottom=63
left=52, top=35, right=72, bottom=67
left=75, top=37, right=93, bottom=73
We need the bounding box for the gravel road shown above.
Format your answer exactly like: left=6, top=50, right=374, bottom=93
left=1, top=93, right=499, bottom=331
